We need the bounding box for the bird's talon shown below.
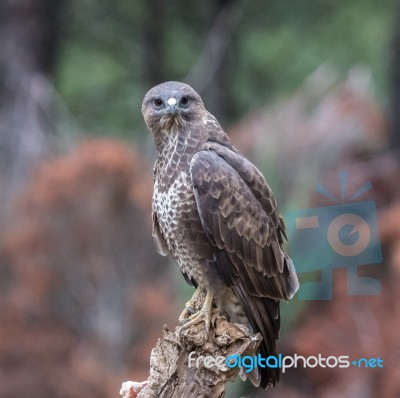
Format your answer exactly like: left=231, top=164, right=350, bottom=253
left=179, top=307, right=194, bottom=324
left=179, top=308, right=212, bottom=334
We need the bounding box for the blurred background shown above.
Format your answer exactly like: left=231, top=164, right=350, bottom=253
left=1, top=0, right=399, bottom=397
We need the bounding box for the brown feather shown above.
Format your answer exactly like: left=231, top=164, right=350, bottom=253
left=191, top=149, right=298, bottom=300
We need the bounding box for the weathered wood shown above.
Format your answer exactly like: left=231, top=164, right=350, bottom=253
left=121, top=315, right=262, bottom=398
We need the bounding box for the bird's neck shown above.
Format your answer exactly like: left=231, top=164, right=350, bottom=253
left=154, top=125, right=202, bottom=186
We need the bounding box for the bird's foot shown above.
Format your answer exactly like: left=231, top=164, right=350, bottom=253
left=178, top=287, right=204, bottom=324
left=178, top=305, right=196, bottom=325
left=179, top=290, right=214, bottom=334
left=179, top=307, right=212, bottom=334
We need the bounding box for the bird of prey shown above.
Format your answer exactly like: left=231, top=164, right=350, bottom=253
left=142, top=81, right=299, bottom=389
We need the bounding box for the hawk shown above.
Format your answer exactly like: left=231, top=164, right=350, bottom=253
left=142, top=81, right=299, bottom=389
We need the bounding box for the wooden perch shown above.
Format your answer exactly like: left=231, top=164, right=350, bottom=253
left=120, top=315, right=262, bottom=398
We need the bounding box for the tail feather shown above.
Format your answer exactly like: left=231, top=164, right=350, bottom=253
left=233, top=282, right=281, bottom=389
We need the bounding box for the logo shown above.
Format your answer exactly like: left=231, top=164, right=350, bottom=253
left=286, top=171, right=382, bottom=300
left=187, top=352, right=384, bottom=373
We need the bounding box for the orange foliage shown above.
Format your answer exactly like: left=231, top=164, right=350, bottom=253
left=0, top=139, right=177, bottom=397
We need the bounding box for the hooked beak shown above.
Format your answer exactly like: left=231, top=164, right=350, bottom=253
left=166, top=97, right=177, bottom=115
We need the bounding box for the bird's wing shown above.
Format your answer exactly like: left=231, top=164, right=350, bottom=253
left=190, top=146, right=298, bottom=301
left=152, top=211, right=169, bottom=256
left=152, top=160, right=169, bottom=256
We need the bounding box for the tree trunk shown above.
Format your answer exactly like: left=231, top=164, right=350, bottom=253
left=390, top=3, right=400, bottom=156
left=0, top=0, right=63, bottom=219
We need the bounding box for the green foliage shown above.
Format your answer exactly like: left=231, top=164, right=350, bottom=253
left=55, top=0, right=396, bottom=138
left=233, top=0, right=395, bottom=110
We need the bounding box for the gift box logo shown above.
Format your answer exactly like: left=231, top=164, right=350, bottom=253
left=286, top=171, right=382, bottom=300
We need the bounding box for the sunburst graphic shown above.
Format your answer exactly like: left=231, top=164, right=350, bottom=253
left=315, top=170, right=373, bottom=203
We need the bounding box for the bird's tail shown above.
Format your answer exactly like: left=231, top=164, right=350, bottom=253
left=232, top=282, right=281, bottom=389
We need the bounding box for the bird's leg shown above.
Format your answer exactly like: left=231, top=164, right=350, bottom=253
left=179, top=290, right=214, bottom=333
left=178, top=286, right=203, bottom=324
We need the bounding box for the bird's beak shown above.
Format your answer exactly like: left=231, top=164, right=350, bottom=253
left=166, top=97, right=177, bottom=115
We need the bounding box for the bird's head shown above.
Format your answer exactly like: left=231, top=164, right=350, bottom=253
left=141, top=81, right=205, bottom=133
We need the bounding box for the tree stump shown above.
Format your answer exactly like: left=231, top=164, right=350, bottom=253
left=120, top=315, right=262, bottom=398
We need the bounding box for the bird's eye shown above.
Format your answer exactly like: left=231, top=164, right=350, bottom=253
left=180, top=96, right=189, bottom=106
left=153, top=98, right=163, bottom=107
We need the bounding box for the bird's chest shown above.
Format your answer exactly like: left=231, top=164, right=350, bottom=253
left=153, top=168, right=198, bottom=253
left=152, top=134, right=211, bottom=283
left=154, top=168, right=191, bottom=220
